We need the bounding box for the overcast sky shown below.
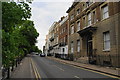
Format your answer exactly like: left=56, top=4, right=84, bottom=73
left=30, top=0, right=73, bottom=50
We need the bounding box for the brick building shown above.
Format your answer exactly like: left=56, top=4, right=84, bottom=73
left=66, top=2, right=120, bottom=67
left=58, top=16, right=69, bottom=59
left=53, top=22, right=59, bottom=57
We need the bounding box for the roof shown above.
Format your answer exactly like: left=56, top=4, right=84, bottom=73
left=66, top=2, right=79, bottom=13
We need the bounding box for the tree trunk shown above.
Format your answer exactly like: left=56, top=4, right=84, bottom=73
left=7, top=67, right=10, bottom=79
left=11, top=62, right=14, bottom=71
left=16, top=60, right=17, bottom=67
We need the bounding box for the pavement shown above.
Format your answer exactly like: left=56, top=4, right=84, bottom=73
left=47, top=56, right=120, bottom=77
left=10, top=55, right=35, bottom=79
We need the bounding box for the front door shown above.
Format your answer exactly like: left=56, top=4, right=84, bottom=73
left=87, top=35, right=96, bottom=64
left=88, top=40, right=93, bottom=57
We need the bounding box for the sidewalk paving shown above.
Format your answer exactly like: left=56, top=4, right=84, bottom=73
left=10, top=55, right=35, bottom=79
left=47, top=56, right=120, bottom=77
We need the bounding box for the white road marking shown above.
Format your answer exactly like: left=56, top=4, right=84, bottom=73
left=53, top=65, right=64, bottom=71
left=74, top=76, right=80, bottom=78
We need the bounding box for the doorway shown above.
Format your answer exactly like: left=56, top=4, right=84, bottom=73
left=87, top=35, right=96, bottom=64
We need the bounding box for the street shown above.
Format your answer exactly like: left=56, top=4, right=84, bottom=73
left=30, top=54, right=118, bottom=80
left=2, top=1, right=120, bottom=80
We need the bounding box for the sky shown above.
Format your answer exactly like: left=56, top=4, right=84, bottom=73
left=30, top=0, right=73, bottom=50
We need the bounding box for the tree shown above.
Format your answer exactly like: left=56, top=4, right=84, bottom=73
left=31, top=46, right=42, bottom=53
left=2, top=2, right=32, bottom=68
left=2, top=2, right=40, bottom=78
left=18, top=20, right=39, bottom=54
left=2, top=2, right=31, bottom=32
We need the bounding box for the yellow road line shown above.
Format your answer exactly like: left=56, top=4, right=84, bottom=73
left=34, top=61, right=41, bottom=79
left=29, top=58, right=36, bottom=78
left=30, top=58, right=38, bottom=79
left=30, top=58, right=41, bottom=80
left=71, top=65, right=120, bottom=79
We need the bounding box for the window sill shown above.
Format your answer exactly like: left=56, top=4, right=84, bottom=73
left=71, top=33, right=74, bottom=35
left=103, top=49, right=110, bottom=52
left=83, top=24, right=92, bottom=29
left=93, top=21, right=97, bottom=25
left=101, top=17, right=109, bottom=21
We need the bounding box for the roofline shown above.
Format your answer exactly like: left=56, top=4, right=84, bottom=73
left=66, top=2, right=79, bottom=13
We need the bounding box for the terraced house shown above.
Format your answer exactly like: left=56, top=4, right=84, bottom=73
left=48, top=22, right=58, bottom=56
left=66, top=1, right=120, bottom=67
left=58, top=16, right=68, bottom=59
left=44, top=35, right=49, bottom=56
left=53, top=22, right=59, bottom=57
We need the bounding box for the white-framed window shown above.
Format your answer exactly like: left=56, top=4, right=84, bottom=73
left=92, top=11, right=96, bottom=23
left=52, top=33, right=54, bottom=38
left=71, top=25, right=74, bottom=34
left=71, top=42, right=74, bottom=53
left=70, top=14, right=74, bottom=20
left=103, top=31, right=110, bottom=50
left=64, top=37, right=65, bottom=43
left=77, top=21, right=80, bottom=31
left=76, top=8, right=80, bottom=15
left=102, top=5, right=109, bottom=19
left=77, top=40, right=80, bottom=52
left=88, top=13, right=92, bottom=26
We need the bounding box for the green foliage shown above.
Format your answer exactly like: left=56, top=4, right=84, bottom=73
left=31, top=46, right=42, bottom=53
left=2, top=2, right=40, bottom=68
left=2, top=2, right=31, bottom=32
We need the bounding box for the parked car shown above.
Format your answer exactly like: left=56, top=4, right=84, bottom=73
left=40, top=53, right=45, bottom=57
left=35, top=53, right=39, bottom=55
left=47, top=53, right=53, bottom=56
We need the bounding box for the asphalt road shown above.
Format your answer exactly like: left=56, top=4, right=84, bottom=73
left=31, top=54, right=118, bottom=80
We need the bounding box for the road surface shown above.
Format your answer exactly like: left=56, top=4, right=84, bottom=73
left=31, top=54, right=118, bottom=80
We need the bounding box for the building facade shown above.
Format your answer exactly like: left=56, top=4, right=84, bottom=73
left=67, top=2, right=120, bottom=67
left=58, top=16, right=69, bottom=59
left=53, top=22, right=60, bottom=57
left=48, top=22, right=56, bottom=56
left=44, top=35, right=49, bottom=56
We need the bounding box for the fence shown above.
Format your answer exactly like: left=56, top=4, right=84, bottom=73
left=2, top=55, right=25, bottom=79
left=96, top=54, right=120, bottom=67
